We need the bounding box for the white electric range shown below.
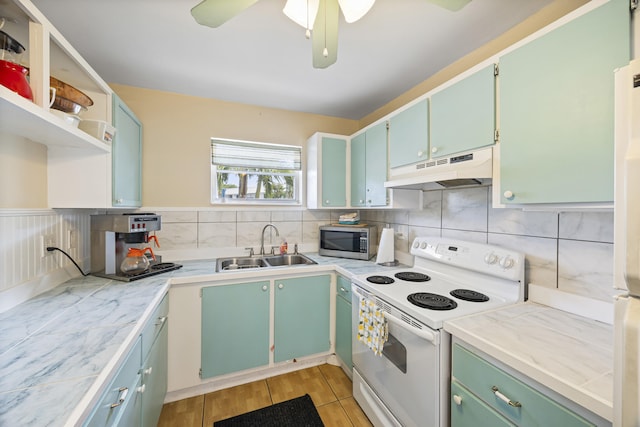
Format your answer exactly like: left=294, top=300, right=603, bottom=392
left=351, top=236, right=525, bottom=427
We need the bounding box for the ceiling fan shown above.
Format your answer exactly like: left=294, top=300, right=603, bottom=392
left=191, top=0, right=472, bottom=69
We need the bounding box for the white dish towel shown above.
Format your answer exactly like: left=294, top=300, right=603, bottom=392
left=357, top=294, right=389, bottom=356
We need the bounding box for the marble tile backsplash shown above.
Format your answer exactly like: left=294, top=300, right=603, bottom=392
left=0, top=185, right=616, bottom=313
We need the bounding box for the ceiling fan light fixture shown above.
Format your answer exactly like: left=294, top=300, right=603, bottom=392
left=337, top=0, right=375, bottom=23
left=283, top=0, right=320, bottom=30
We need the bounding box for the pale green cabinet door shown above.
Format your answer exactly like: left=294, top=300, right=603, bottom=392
left=365, top=121, right=388, bottom=206
left=388, top=99, right=429, bottom=168
left=201, top=281, right=270, bottom=378
left=321, top=137, right=347, bottom=207
left=112, top=94, right=142, bottom=207
left=451, top=381, right=515, bottom=427
left=431, top=64, right=496, bottom=158
left=274, top=275, right=330, bottom=362
left=499, top=0, right=629, bottom=204
left=142, top=322, right=168, bottom=427
left=335, top=276, right=352, bottom=371
left=350, top=133, right=366, bottom=207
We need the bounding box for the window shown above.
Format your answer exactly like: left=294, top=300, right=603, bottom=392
left=211, top=138, right=302, bottom=204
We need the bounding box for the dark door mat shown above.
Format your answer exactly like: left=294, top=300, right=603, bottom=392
left=213, top=394, right=324, bottom=427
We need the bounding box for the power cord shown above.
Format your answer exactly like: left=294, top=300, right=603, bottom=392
left=46, top=246, right=90, bottom=276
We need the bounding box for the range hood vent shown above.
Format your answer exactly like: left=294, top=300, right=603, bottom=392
left=385, top=146, right=493, bottom=190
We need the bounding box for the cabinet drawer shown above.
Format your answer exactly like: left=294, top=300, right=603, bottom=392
left=84, top=337, right=142, bottom=427
left=141, top=293, right=168, bottom=360
left=337, top=275, right=352, bottom=301
left=451, top=380, right=515, bottom=427
left=452, top=344, right=594, bottom=427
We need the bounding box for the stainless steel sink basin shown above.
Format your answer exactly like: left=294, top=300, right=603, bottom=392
left=216, top=257, right=269, bottom=271
left=215, top=253, right=316, bottom=272
left=263, top=254, right=317, bottom=267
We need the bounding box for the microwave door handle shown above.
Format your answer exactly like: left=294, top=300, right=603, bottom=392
left=352, top=286, right=439, bottom=345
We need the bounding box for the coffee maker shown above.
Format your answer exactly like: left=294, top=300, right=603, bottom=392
left=91, top=213, right=182, bottom=281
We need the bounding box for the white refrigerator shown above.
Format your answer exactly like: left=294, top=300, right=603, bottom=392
left=614, top=57, right=640, bottom=426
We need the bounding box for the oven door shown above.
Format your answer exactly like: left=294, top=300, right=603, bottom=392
left=351, top=284, right=441, bottom=427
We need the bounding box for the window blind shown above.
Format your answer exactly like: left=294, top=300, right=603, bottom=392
left=211, top=139, right=301, bottom=170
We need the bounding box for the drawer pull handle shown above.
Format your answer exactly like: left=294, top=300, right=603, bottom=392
left=491, top=386, right=521, bottom=408
left=155, top=316, right=167, bottom=326
left=453, top=394, right=463, bottom=406
left=110, top=387, right=129, bottom=408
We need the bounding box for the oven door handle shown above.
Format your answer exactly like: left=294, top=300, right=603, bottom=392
left=352, top=286, right=439, bottom=345
left=384, top=312, right=440, bottom=345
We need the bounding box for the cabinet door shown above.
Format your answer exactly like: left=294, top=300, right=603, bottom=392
left=365, top=121, right=388, bottom=206
left=451, top=381, right=515, bottom=427
left=335, top=276, right=352, bottom=371
left=321, top=137, right=347, bottom=207
left=431, top=64, right=496, bottom=158
left=201, top=281, right=270, bottom=378
left=141, top=321, right=168, bottom=427
left=388, top=99, right=429, bottom=168
left=274, top=275, right=331, bottom=362
left=350, top=132, right=366, bottom=207
left=112, top=94, right=142, bottom=207
left=499, top=0, right=629, bottom=204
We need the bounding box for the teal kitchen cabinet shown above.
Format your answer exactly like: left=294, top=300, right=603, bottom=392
left=350, top=121, right=388, bottom=207
left=335, top=275, right=352, bottom=374
left=274, top=275, right=331, bottom=362
left=141, top=307, right=168, bottom=427
left=201, top=281, right=270, bottom=378
left=498, top=0, right=629, bottom=205
left=430, top=64, right=496, bottom=158
left=451, top=343, right=595, bottom=427
left=388, top=99, right=429, bottom=168
left=112, top=93, right=143, bottom=207
left=307, top=133, right=348, bottom=208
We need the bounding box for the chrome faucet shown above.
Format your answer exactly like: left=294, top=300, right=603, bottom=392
left=260, top=224, right=280, bottom=255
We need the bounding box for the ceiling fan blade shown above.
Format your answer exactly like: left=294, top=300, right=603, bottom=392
left=191, top=0, right=259, bottom=28
left=338, top=0, right=375, bottom=23
left=312, top=0, right=339, bottom=69
left=426, top=0, right=472, bottom=12
left=283, top=0, right=320, bottom=30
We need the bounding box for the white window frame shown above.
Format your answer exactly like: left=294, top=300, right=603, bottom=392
left=210, top=138, right=302, bottom=205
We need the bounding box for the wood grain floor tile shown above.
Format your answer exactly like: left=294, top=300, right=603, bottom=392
left=318, top=364, right=353, bottom=400
left=266, top=366, right=337, bottom=406
left=316, top=400, right=352, bottom=427
left=157, top=395, right=204, bottom=427
left=203, top=380, right=272, bottom=424
left=340, top=397, right=374, bottom=427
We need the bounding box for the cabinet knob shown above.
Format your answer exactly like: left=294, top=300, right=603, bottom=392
left=278, top=283, right=284, bottom=289
left=431, top=147, right=438, bottom=154
left=155, top=316, right=167, bottom=326
left=359, top=200, right=364, bottom=204
left=503, top=190, right=515, bottom=200
left=417, top=150, right=425, bottom=157
left=367, top=200, right=372, bottom=204
left=340, top=287, right=347, bottom=293
left=116, top=198, right=123, bottom=204
left=453, top=394, right=463, bottom=406
left=137, top=384, right=146, bottom=394
left=144, top=366, right=153, bottom=375
left=262, top=285, right=268, bottom=291
left=325, top=200, right=330, bottom=204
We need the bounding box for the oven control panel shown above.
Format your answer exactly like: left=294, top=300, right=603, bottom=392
left=411, top=237, right=524, bottom=282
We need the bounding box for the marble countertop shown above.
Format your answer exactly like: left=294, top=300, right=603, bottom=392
left=0, top=253, right=392, bottom=427
left=444, top=302, right=613, bottom=423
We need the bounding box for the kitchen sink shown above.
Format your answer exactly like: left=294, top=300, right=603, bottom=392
left=263, top=254, right=317, bottom=267
left=216, top=257, right=269, bottom=271
left=215, top=253, right=317, bottom=272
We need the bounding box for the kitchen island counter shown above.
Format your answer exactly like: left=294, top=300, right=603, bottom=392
left=444, top=301, right=613, bottom=424
left=0, top=253, right=391, bottom=426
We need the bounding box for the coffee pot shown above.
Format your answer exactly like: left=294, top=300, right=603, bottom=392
left=120, top=247, right=155, bottom=275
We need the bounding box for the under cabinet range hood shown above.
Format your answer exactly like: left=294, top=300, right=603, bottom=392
left=384, top=146, right=493, bottom=190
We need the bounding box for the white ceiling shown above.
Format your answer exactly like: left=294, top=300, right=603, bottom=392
left=30, top=0, right=554, bottom=120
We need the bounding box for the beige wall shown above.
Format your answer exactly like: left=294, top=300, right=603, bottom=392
left=110, top=84, right=359, bottom=207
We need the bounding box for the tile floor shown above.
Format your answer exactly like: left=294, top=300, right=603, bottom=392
left=157, top=364, right=373, bottom=426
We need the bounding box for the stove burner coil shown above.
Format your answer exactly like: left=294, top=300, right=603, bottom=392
left=366, top=275, right=395, bottom=285
left=407, top=292, right=457, bottom=310
left=450, top=289, right=490, bottom=302
left=394, top=271, right=431, bottom=282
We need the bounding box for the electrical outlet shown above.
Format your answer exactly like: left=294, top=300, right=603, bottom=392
left=40, top=234, right=56, bottom=258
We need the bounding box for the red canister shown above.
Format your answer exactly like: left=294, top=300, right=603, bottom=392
left=0, top=59, right=33, bottom=101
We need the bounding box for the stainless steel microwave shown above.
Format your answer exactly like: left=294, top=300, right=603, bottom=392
left=319, top=225, right=378, bottom=260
